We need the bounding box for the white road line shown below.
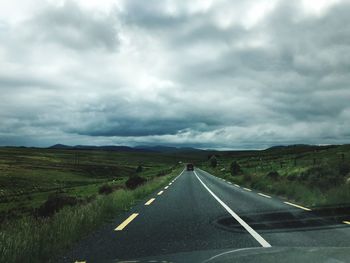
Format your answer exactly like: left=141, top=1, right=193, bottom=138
left=258, top=193, right=271, bottom=199
left=157, top=190, right=164, bottom=195
left=228, top=182, right=232, bottom=184
left=284, top=201, right=311, bottom=211
left=164, top=186, right=169, bottom=189
left=194, top=171, right=271, bottom=248
left=243, top=187, right=252, bottom=192
left=234, top=184, right=240, bottom=187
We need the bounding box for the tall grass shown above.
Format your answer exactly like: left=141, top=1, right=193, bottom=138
left=0, top=171, right=178, bottom=263
left=202, top=165, right=350, bottom=207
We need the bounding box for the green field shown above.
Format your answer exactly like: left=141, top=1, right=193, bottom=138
left=0, top=146, right=198, bottom=262
left=201, top=144, right=350, bottom=207
left=0, top=147, right=202, bottom=221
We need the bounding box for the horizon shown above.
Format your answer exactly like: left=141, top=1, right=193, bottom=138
left=1, top=142, right=343, bottom=152
left=1, top=0, right=350, bottom=149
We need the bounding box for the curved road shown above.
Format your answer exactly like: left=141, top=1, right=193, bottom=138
left=61, top=168, right=350, bottom=262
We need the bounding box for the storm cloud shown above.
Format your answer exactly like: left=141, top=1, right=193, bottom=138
left=1, top=0, right=350, bottom=149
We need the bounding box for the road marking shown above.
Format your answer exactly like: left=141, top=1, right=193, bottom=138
left=343, top=221, right=350, bottom=225
left=234, top=184, right=240, bottom=187
left=145, top=198, right=155, bottom=205
left=74, top=261, right=86, bottom=263
left=194, top=171, right=271, bottom=248
left=228, top=182, right=232, bottom=184
left=258, top=193, right=271, bottom=199
left=284, top=201, right=311, bottom=211
left=115, top=213, right=139, bottom=231
left=169, top=183, right=172, bottom=185
left=243, top=187, right=252, bottom=192
left=157, top=190, right=164, bottom=195
left=164, top=186, right=169, bottom=189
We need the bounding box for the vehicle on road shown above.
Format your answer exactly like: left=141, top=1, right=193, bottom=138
left=186, top=163, right=194, bottom=171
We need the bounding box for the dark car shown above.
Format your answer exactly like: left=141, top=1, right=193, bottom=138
left=186, top=163, right=194, bottom=171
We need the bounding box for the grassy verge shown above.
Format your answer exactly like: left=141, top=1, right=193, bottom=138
left=0, top=167, right=181, bottom=263
left=200, top=165, right=350, bottom=207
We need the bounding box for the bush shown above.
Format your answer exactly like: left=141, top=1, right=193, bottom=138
left=266, top=171, right=280, bottom=180
left=230, top=161, right=242, bottom=176
left=136, top=165, right=143, bottom=173
left=36, top=194, right=78, bottom=218
left=98, top=184, right=114, bottom=195
left=339, top=163, right=350, bottom=176
left=125, top=175, right=146, bottom=190
left=300, top=165, right=344, bottom=190
left=287, top=173, right=298, bottom=181
left=243, top=174, right=252, bottom=182
left=210, top=156, right=218, bottom=168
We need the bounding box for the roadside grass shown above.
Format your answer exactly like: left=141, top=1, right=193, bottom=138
left=201, top=145, right=350, bottom=207
left=0, top=167, right=181, bottom=263
left=0, top=147, right=183, bottom=220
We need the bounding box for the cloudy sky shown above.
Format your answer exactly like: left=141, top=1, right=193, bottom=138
left=1, top=0, right=350, bottom=149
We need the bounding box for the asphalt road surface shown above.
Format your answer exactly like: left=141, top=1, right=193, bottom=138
left=61, top=168, right=350, bottom=263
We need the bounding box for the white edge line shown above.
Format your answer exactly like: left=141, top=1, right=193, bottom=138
left=258, top=193, right=271, bottom=199
left=194, top=170, right=271, bottom=248
left=284, top=201, right=311, bottom=211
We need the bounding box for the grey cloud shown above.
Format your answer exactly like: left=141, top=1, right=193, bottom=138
left=29, top=1, right=119, bottom=51
left=1, top=0, right=350, bottom=148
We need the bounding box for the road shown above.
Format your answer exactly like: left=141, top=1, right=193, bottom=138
left=61, top=168, right=350, bottom=262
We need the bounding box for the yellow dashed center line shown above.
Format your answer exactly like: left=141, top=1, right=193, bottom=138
left=157, top=190, right=164, bottom=195
left=234, top=184, right=240, bottom=187
left=145, top=198, right=155, bottom=206
left=284, top=201, right=311, bottom=211
left=115, top=213, right=139, bottom=231
left=258, top=193, right=271, bottom=199
left=243, top=187, right=252, bottom=192
left=343, top=221, right=350, bottom=225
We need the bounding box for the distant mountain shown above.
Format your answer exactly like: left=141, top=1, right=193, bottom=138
left=49, top=144, right=71, bottom=149
left=134, top=145, right=203, bottom=153
left=48, top=144, right=154, bottom=152
left=48, top=144, right=204, bottom=153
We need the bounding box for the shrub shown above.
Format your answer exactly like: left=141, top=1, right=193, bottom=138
left=230, top=161, right=242, bottom=176
left=300, top=165, right=344, bottom=190
left=36, top=194, right=78, bottom=218
left=339, top=163, right=350, bottom=176
left=136, top=165, right=143, bottom=173
left=243, top=174, right=252, bottom=182
left=210, top=156, right=218, bottom=168
left=287, top=173, right=297, bottom=181
left=125, top=175, right=146, bottom=190
left=266, top=171, right=280, bottom=180
left=98, top=184, right=114, bottom=195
